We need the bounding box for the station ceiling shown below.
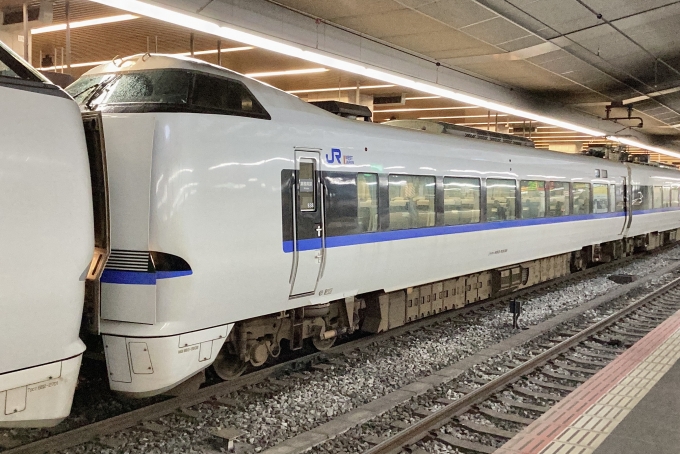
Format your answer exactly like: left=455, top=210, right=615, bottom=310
left=11, top=0, right=680, bottom=162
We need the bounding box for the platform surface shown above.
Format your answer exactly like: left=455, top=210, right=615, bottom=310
left=496, top=307, right=680, bottom=454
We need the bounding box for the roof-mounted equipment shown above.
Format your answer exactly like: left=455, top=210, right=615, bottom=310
left=309, top=100, right=372, bottom=121
left=383, top=119, right=535, bottom=147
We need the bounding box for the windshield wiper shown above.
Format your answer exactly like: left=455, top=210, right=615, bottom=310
left=82, top=75, right=119, bottom=111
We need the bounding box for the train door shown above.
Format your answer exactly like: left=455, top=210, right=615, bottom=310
left=289, top=149, right=325, bottom=298
left=622, top=166, right=633, bottom=235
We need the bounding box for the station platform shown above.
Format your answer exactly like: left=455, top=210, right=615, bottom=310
left=495, top=308, right=680, bottom=454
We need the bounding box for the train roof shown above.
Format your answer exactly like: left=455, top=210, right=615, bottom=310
left=82, top=53, right=247, bottom=81
left=79, top=55, right=680, bottom=177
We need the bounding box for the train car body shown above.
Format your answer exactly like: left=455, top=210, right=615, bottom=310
left=0, top=41, right=94, bottom=427
left=68, top=55, right=680, bottom=397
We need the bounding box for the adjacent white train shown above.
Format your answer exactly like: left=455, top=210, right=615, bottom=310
left=0, top=41, right=102, bottom=427
left=66, top=54, right=680, bottom=398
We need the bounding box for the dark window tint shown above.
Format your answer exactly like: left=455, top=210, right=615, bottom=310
left=193, top=74, right=267, bottom=116
left=324, top=172, right=378, bottom=237
left=547, top=182, right=569, bottom=216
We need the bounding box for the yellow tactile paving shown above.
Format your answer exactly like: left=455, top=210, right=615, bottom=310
left=495, top=309, right=680, bottom=454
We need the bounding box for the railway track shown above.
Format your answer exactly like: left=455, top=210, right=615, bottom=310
left=364, top=275, right=680, bottom=454
left=1, top=247, right=678, bottom=454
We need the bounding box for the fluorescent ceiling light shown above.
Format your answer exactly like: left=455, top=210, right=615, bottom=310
left=37, top=46, right=252, bottom=71
left=438, top=121, right=532, bottom=125
left=607, top=136, right=680, bottom=159
left=287, top=84, right=394, bottom=94
left=623, top=86, right=680, bottom=105
left=405, top=96, right=441, bottom=100
left=246, top=68, right=328, bottom=77
left=176, top=46, right=253, bottom=56
left=39, top=60, right=111, bottom=70
left=375, top=106, right=476, bottom=113
left=32, top=14, right=138, bottom=34
left=418, top=114, right=509, bottom=120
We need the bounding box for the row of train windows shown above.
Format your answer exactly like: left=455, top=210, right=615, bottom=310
left=322, top=172, right=680, bottom=237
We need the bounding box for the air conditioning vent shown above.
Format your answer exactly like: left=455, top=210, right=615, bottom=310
left=373, top=93, right=405, bottom=106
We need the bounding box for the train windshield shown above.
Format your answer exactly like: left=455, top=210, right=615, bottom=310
left=66, top=69, right=270, bottom=119
left=0, top=41, right=45, bottom=83
left=66, top=70, right=191, bottom=107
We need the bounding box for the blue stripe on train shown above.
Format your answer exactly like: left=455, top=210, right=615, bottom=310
left=282, top=208, right=680, bottom=253
left=101, top=269, right=193, bottom=285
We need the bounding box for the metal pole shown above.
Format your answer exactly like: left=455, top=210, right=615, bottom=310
left=217, top=39, right=222, bottom=65
left=22, top=3, right=29, bottom=62
left=155, top=36, right=158, bottom=53
left=61, top=47, right=64, bottom=73
left=190, top=33, right=194, bottom=57
left=495, top=113, right=498, bottom=132
left=355, top=81, right=360, bottom=105
left=487, top=110, right=490, bottom=131
left=65, top=1, right=71, bottom=72
left=529, top=120, right=532, bottom=139
left=39, top=50, right=42, bottom=68
left=53, top=46, right=57, bottom=71
left=146, top=36, right=150, bottom=53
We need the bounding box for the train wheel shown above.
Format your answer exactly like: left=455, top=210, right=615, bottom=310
left=213, top=350, right=247, bottom=380
left=312, top=336, right=336, bottom=351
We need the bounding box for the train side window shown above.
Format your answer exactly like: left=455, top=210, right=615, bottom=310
left=324, top=172, right=378, bottom=236
left=671, top=187, right=680, bottom=207
left=663, top=186, right=671, bottom=208
left=608, top=184, right=616, bottom=212
left=388, top=175, right=435, bottom=230
left=192, top=73, right=268, bottom=117
left=593, top=183, right=609, bottom=213
left=547, top=182, right=569, bottom=217
left=572, top=183, right=591, bottom=214
left=653, top=186, right=663, bottom=209
left=615, top=182, right=626, bottom=212
left=486, top=179, right=516, bottom=221
left=632, top=184, right=652, bottom=211
left=357, top=173, right=378, bottom=232
left=520, top=180, right=545, bottom=219
left=443, top=177, right=480, bottom=225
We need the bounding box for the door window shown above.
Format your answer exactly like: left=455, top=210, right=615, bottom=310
left=298, top=160, right=316, bottom=212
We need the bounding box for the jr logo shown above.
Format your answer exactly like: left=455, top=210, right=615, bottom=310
left=326, top=148, right=354, bottom=165
left=326, top=148, right=342, bottom=164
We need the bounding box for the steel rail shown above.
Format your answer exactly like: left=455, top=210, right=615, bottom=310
left=365, top=275, right=680, bottom=454
left=2, top=247, right=672, bottom=454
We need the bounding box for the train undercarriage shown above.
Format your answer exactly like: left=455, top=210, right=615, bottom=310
left=211, top=229, right=680, bottom=380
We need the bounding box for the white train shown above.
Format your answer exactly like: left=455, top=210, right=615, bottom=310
left=66, top=54, right=680, bottom=398
left=0, top=41, right=103, bottom=427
